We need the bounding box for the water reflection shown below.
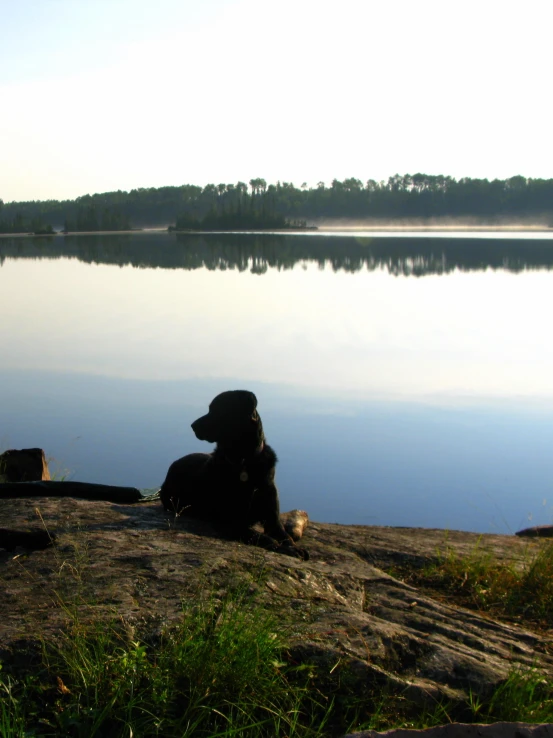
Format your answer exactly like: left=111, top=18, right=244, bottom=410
left=2, top=231, right=553, bottom=275
left=2, top=233, right=553, bottom=532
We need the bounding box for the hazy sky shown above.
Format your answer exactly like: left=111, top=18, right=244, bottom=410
left=2, top=0, right=552, bottom=202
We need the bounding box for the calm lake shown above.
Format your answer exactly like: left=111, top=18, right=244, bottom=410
left=2, top=230, right=553, bottom=533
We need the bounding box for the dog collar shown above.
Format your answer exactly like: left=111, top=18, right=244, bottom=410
left=221, top=441, right=264, bottom=482
left=222, top=441, right=264, bottom=465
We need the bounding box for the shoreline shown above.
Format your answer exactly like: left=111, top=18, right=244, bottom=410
left=2, top=224, right=553, bottom=238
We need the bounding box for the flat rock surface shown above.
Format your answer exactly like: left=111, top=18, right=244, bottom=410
left=1, top=497, right=552, bottom=704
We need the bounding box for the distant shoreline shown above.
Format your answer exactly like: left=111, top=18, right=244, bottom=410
left=1, top=224, right=553, bottom=238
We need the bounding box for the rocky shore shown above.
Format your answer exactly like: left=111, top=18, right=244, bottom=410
left=2, top=494, right=552, bottom=709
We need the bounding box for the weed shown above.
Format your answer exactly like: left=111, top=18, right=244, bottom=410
left=469, top=667, right=553, bottom=723
left=399, top=540, right=553, bottom=627
left=0, top=587, right=335, bottom=737
left=0, top=672, right=25, bottom=738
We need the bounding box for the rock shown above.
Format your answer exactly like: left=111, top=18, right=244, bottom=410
left=283, top=508, right=309, bottom=540
left=515, top=525, right=553, bottom=538
left=0, top=497, right=552, bottom=709
left=344, top=722, right=553, bottom=738
left=0, top=448, right=50, bottom=482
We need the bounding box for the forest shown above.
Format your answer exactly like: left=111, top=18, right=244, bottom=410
left=1, top=174, right=553, bottom=233
left=62, top=204, right=130, bottom=232
left=0, top=211, right=54, bottom=235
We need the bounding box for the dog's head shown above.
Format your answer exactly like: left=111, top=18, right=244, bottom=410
left=191, top=390, right=264, bottom=452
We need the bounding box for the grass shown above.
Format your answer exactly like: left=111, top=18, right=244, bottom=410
left=0, top=677, right=25, bottom=738
left=394, top=538, right=553, bottom=629
left=2, top=582, right=553, bottom=737
left=466, top=667, right=553, bottom=723
left=1, top=587, right=332, bottom=738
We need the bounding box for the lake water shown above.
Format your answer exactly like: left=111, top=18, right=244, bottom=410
left=2, top=230, right=553, bottom=533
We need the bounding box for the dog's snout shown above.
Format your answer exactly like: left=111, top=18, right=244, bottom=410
left=192, top=414, right=216, bottom=442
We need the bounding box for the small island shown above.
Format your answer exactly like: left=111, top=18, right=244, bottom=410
left=168, top=210, right=315, bottom=232
left=169, top=179, right=316, bottom=231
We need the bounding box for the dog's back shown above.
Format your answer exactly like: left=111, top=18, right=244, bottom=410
left=160, top=452, right=212, bottom=514
left=160, top=445, right=278, bottom=526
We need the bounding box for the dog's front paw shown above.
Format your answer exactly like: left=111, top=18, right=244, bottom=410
left=278, top=541, right=309, bottom=561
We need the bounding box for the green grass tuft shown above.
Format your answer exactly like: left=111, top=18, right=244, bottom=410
left=0, top=672, right=26, bottom=738
left=0, top=588, right=334, bottom=737
left=467, top=667, right=553, bottom=723
left=401, top=539, right=553, bottom=627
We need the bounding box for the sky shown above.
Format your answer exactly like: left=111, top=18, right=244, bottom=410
left=1, top=0, right=552, bottom=203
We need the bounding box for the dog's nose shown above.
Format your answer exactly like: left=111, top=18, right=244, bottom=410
left=192, top=414, right=216, bottom=442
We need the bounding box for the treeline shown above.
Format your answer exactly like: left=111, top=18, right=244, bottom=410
left=3, top=232, right=553, bottom=277
left=0, top=200, right=128, bottom=234
left=0, top=209, right=54, bottom=235
left=171, top=181, right=309, bottom=230
left=2, top=174, right=553, bottom=232
left=63, top=204, right=130, bottom=232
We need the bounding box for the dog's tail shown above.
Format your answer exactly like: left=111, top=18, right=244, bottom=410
left=282, top=509, right=309, bottom=541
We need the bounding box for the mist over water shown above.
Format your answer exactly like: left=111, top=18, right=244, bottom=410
left=312, top=216, right=553, bottom=231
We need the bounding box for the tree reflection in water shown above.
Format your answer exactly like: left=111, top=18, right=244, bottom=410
left=1, top=232, right=553, bottom=276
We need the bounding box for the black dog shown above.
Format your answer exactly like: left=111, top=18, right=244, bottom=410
left=160, top=390, right=309, bottom=560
